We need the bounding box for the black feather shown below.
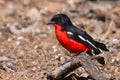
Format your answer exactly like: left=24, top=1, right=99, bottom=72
left=95, top=41, right=109, bottom=51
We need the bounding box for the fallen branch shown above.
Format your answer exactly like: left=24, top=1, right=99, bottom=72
left=45, top=52, right=107, bottom=80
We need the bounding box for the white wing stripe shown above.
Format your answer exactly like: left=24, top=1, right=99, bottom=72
left=67, top=32, right=73, bottom=35
left=86, top=40, right=97, bottom=49
left=78, top=35, right=86, bottom=41
left=78, top=35, right=97, bottom=49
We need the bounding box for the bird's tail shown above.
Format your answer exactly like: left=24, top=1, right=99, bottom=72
left=95, top=41, right=109, bottom=51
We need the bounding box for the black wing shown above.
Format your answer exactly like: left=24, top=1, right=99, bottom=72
left=66, top=26, right=101, bottom=54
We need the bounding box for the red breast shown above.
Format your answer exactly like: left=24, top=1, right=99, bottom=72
left=53, top=24, right=91, bottom=53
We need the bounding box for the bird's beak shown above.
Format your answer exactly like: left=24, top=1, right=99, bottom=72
left=47, top=20, right=55, bottom=25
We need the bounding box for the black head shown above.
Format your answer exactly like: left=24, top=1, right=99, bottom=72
left=48, top=14, right=73, bottom=27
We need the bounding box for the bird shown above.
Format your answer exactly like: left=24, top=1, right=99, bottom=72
left=48, top=13, right=109, bottom=55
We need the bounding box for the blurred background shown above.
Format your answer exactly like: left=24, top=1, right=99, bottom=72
left=0, top=0, right=120, bottom=80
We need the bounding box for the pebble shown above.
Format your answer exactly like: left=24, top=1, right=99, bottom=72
left=31, top=67, right=37, bottom=71
left=116, top=58, right=120, bottom=61
left=35, top=28, right=41, bottom=33
left=52, top=45, right=58, bottom=52
left=53, top=48, right=57, bottom=52
left=112, top=58, right=115, bottom=63
left=111, top=57, right=120, bottom=63
left=47, top=26, right=51, bottom=30
left=16, top=41, right=21, bottom=45
left=43, top=34, right=47, bottom=37
left=17, top=36, right=24, bottom=40
left=52, top=45, right=56, bottom=49
left=34, top=45, right=38, bottom=49
left=7, top=38, right=12, bottom=42
left=54, top=55, right=63, bottom=61
left=6, top=23, right=11, bottom=28
left=111, top=38, right=119, bottom=44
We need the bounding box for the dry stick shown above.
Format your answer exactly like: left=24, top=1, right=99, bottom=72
left=46, top=59, right=81, bottom=80
left=46, top=52, right=107, bottom=80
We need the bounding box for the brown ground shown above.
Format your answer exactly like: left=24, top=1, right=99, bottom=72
left=0, top=0, right=120, bottom=80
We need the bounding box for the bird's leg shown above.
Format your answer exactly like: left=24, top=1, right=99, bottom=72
left=64, top=50, right=93, bottom=63
left=69, top=50, right=89, bottom=60
left=59, top=51, right=73, bottom=65
left=62, top=51, right=81, bottom=64
left=64, top=51, right=75, bottom=57
left=86, top=50, right=93, bottom=56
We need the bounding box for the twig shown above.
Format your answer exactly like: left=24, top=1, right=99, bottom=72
left=45, top=52, right=107, bottom=80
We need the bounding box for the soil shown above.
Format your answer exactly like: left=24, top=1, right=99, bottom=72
left=0, top=0, right=120, bottom=80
